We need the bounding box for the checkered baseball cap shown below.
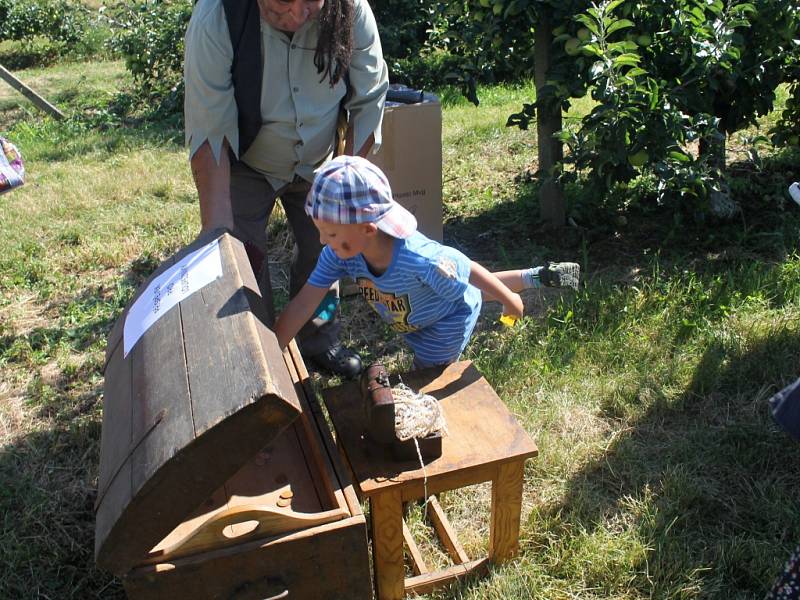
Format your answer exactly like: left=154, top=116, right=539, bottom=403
left=306, top=155, right=417, bottom=239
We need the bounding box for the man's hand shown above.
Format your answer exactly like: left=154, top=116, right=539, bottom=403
left=343, top=127, right=376, bottom=158
left=191, top=140, right=234, bottom=233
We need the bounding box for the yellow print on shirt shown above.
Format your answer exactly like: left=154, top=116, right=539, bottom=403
left=357, top=278, right=417, bottom=333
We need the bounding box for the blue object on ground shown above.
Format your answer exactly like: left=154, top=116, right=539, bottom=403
left=770, top=376, right=800, bottom=441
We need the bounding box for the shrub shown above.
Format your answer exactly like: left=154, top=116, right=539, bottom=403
left=371, top=0, right=437, bottom=61
left=0, top=0, right=108, bottom=66
left=0, top=0, right=87, bottom=45
left=106, top=0, right=191, bottom=96
left=0, top=37, right=64, bottom=69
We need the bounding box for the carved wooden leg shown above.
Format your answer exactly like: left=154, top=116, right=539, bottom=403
left=370, top=489, right=404, bottom=600
left=489, top=460, right=525, bottom=563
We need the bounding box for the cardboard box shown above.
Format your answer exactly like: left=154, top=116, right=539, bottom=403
left=368, top=92, right=443, bottom=241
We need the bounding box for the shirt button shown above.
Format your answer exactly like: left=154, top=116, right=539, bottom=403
left=293, top=86, right=299, bottom=93
left=291, top=43, right=296, bottom=49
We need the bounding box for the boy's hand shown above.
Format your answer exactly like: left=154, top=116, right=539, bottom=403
left=503, top=292, right=524, bottom=320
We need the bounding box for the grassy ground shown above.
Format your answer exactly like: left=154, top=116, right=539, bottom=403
left=1, top=60, right=799, bottom=599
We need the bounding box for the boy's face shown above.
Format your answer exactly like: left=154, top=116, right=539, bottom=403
left=258, top=0, right=324, bottom=32
left=314, top=220, right=374, bottom=260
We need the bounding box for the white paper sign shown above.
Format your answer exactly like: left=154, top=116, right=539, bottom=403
left=124, top=239, right=224, bottom=357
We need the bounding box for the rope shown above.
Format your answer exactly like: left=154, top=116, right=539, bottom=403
left=392, top=383, right=447, bottom=441
left=392, top=382, right=447, bottom=507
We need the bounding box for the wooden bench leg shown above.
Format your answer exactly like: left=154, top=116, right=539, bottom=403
left=371, top=489, right=405, bottom=600
left=489, top=460, right=525, bottom=563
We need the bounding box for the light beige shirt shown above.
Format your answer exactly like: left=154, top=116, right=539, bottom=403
left=184, top=0, right=388, bottom=189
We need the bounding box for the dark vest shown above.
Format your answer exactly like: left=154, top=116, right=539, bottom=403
left=222, top=0, right=262, bottom=158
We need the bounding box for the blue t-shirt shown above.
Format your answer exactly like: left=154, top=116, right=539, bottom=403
left=308, top=232, right=482, bottom=366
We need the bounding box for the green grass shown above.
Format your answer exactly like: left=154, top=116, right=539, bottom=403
left=1, top=62, right=800, bottom=599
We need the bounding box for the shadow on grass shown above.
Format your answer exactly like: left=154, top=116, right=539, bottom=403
left=0, top=254, right=179, bottom=597
left=444, top=147, right=800, bottom=285
left=525, top=319, right=800, bottom=596
left=0, top=416, right=124, bottom=598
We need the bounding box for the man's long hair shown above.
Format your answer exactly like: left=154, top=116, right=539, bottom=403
left=315, top=0, right=354, bottom=86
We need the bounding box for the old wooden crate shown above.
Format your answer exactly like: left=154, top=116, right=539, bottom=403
left=96, top=231, right=372, bottom=599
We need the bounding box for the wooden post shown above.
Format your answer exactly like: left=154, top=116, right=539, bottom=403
left=0, top=63, right=65, bottom=120
left=533, top=8, right=565, bottom=228
left=370, top=490, right=405, bottom=600
left=489, top=461, right=525, bottom=563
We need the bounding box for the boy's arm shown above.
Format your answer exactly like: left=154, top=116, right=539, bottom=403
left=469, top=261, right=524, bottom=319
left=273, top=283, right=330, bottom=349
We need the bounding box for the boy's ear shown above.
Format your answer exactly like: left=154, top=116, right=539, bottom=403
left=363, top=222, right=379, bottom=236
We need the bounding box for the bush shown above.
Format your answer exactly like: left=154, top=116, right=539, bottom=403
left=371, top=0, right=437, bottom=61
left=0, top=37, right=64, bottom=69
left=0, top=0, right=109, bottom=66
left=0, top=0, right=87, bottom=45
left=106, top=0, right=191, bottom=97
left=387, top=50, right=464, bottom=91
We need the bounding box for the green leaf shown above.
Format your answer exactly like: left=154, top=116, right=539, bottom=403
left=669, top=151, right=691, bottom=162
left=626, top=67, right=648, bottom=78
left=612, top=53, right=642, bottom=66
left=730, top=3, right=757, bottom=16
left=575, top=14, right=600, bottom=36
left=606, top=19, right=635, bottom=36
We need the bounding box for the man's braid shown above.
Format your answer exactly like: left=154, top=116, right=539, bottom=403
left=315, top=0, right=354, bottom=86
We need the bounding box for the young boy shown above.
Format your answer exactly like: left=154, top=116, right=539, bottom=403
left=274, top=156, right=579, bottom=369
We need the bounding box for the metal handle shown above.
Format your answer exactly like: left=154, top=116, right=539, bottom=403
left=229, top=577, right=288, bottom=600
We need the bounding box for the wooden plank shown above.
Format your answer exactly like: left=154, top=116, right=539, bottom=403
left=426, top=496, right=469, bottom=565
left=398, top=464, right=498, bottom=504
left=0, top=63, right=65, bottom=119
left=287, top=340, right=365, bottom=519
left=147, top=486, right=228, bottom=560
left=282, top=343, right=341, bottom=510
left=402, top=520, right=428, bottom=576
left=129, top=294, right=194, bottom=497
left=489, top=460, right=525, bottom=563
left=125, top=516, right=372, bottom=600
left=156, top=503, right=349, bottom=561
left=404, top=558, right=489, bottom=597
left=371, top=489, right=405, bottom=600
left=96, top=341, right=133, bottom=510
left=181, top=234, right=297, bottom=437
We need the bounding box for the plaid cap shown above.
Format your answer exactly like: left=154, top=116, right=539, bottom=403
left=306, top=155, right=417, bottom=239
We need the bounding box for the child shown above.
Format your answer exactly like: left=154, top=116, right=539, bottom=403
left=274, top=156, right=579, bottom=369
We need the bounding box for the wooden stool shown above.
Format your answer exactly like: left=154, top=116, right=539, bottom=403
left=322, top=361, right=538, bottom=599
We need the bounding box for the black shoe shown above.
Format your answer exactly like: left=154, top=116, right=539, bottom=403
left=309, top=343, right=363, bottom=378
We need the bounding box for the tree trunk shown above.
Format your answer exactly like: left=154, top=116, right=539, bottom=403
left=700, top=131, right=736, bottom=218
left=533, top=7, right=565, bottom=228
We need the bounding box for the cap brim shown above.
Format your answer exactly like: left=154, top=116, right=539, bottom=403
left=375, top=202, right=417, bottom=238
